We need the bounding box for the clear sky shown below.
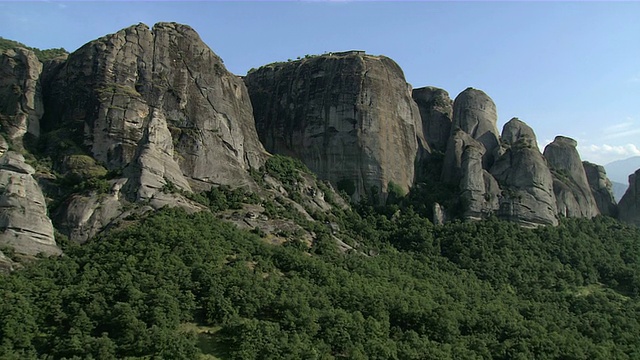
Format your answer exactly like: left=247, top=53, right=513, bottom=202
left=2, top=1, right=639, bottom=166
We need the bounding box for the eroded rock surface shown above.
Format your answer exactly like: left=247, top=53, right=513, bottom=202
left=490, top=118, right=558, bottom=226
left=451, top=87, right=500, bottom=167
left=619, top=169, right=640, bottom=226
left=43, top=22, right=267, bottom=196
left=0, top=47, right=43, bottom=147
left=583, top=161, right=617, bottom=217
left=459, top=142, right=500, bottom=220
left=244, top=51, right=421, bottom=201
left=543, top=136, right=599, bottom=218
left=412, top=86, right=452, bottom=153
left=0, top=151, right=61, bottom=256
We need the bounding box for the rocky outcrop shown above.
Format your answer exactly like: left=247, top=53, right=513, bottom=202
left=0, top=47, right=43, bottom=148
left=543, top=136, right=599, bottom=218
left=37, top=22, right=269, bottom=241
left=451, top=88, right=500, bottom=168
left=43, top=22, right=267, bottom=197
left=412, top=86, right=452, bottom=153
left=244, top=51, right=422, bottom=201
left=459, top=141, right=500, bottom=220
left=440, top=129, right=499, bottom=219
left=618, top=169, right=640, bottom=226
left=0, top=151, right=61, bottom=256
left=490, top=118, right=558, bottom=227
left=583, top=161, right=617, bottom=217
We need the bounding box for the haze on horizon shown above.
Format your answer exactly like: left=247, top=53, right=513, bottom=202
left=1, top=0, right=639, bottom=166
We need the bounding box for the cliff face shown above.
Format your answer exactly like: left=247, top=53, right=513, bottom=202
left=0, top=48, right=62, bottom=257
left=451, top=88, right=500, bottom=168
left=43, top=22, right=266, bottom=194
left=543, top=136, right=599, bottom=218
left=490, top=118, right=558, bottom=227
left=583, top=161, right=617, bottom=217
left=38, top=22, right=268, bottom=241
left=619, top=169, right=640, bottom=226
left=412, top=86, right=452, bottom=153
left=0, top=48, right=43, bottom=148
left=244, top=52, right=422, bottom=201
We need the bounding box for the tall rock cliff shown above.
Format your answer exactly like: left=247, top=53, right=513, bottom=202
left=490, top=118, right=558, bottom=226
left=0, top=48, right=62, bottom=257
left=244, top=51, right=422, bottom=200
left=543, top=136, right=599, bottom=218
left=43, top=22, right=266, bottom=194
left=451, top=87, right=500, bottom=168
left=618, top=169, right=640, bottom=226
left=412, top=86, right=452, bottom=153
left=38, top=22, right=267, bottom=241
left=0, top=48, right=43, bottom=148
left=583, top=161, right=617, bottom=217
left=0, top=150, right=61, bottom=257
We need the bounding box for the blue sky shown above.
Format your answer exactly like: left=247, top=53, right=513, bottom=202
left=2, top=1, right=639, bottom=165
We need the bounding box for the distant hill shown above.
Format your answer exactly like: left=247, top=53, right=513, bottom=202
left=605, top=156, right=640, bottom=184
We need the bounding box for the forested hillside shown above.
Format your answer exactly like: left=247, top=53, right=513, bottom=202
left=0, top=36, right=67, bottom=61
left=1, top=184, right=639, bottom=359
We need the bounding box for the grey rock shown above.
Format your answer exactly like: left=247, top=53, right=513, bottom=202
left=42, top=22, right=267, bottom=193
left=618, top=169, right=640, bottom=226
left=459, top=142, right=500, bottom=220
left=0, top=47, right=43, bottom=148
left=412, top=86, right=453, bottom=153
left=490, top=118, right=558, bottom=227
left=244, top=51, right=421, bottom=201
left=543, top=136, right=599, bottom=218
left=451, top=87, right=500, bottom=168
left=432, top=202, right=447, bottom=225
left=442, top=128, right=479, bottom=184
left=0, top=151, right=61, bottom=256
left=583, top=161, right=617, bottom=217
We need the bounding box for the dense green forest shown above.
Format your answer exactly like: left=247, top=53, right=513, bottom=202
left=0, top=36, right=67, bottom=61
left=2, top=177, right=640, bottom=359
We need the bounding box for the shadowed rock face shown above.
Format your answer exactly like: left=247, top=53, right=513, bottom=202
left=490, top=118, right=558, bottom=227
left=583, top=161, right=617, bottom=217
left=619, top=169, right=640, bottom=226
left=412, top=86, right=452, bottom=153
left=543, top=136, right=599, bottom=218
left=452, top=87, right=500, bottom=168
left=0, top=48, right=43, bottom=148
left=43, top=22, right=266, bottom=195
left=244, top=51, right=421, bottom=201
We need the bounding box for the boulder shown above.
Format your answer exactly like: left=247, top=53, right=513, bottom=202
left=543, top=136, right=599, bottom=218
left=490, top=118, right=558, bottom=227
left=583, top=161, right=617, bottom=217
left=451, top=87, right=500, bottom=168
left=244, top=51, right=422, bottom=201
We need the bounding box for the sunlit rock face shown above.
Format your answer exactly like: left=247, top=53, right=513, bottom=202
left=245, top=51, right=422, bottom=201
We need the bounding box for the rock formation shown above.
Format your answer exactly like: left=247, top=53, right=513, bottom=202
left=490, top=118, right=558, bottom=226
left=583, top=161, right=617, bottom=217
left=42, top=22, right=267, bottom=195
left=244, top=51, right=422, bottom=200
left=459, top=141, right=500, bottom=220
left=0, top=151, right=61, bottom=256
left=618, top=169, right=640, bottom=226
left=37, top=22, right=268, bottom=241
left=0, top=47, right=43, bottom=148
left=412, top=86, right=452, bottom=153
left=451, top=87, right=500, bottom=168
left=543, top=136, right=599, bottom=218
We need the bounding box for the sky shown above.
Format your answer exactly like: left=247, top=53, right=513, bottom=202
left=1, top=1, right=639, bottom=166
